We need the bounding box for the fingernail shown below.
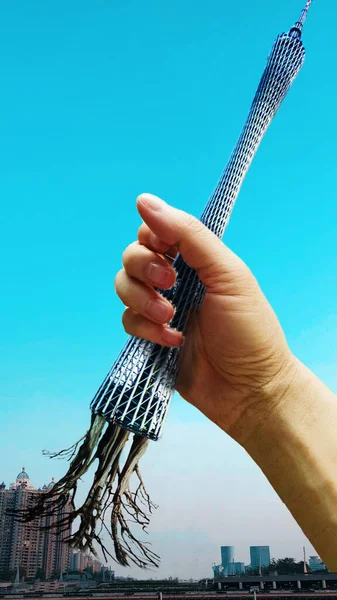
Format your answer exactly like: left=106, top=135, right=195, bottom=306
left=147, top=263, right=173, bottom=287
left=139, top=195, right=165, bottom=212
left=146, top=299, right=172, bottom=323
left=161, top=328, right=184, bottom=347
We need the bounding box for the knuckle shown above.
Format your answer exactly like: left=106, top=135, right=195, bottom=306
left=121, top=242, right=138, bottom=268
left=114, top=269, right=125, bottom=293
left=138, top=223, right=147, bottom=239
left=122, top=309, right=133, bottom=333
left=184, top=213, right=206, bottom=236
left=235, top=261, right=257, bottom=287
left=234, top=260, right=251, bottom=279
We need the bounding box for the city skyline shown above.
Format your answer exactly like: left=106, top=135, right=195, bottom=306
left=216, top=545, right=271, bottom=574
left=0, top=0, right=336, bottom=580
left=213, top=544, right=327, bottom=579
left=0, top=467, right=322, bottom=582
left=0, top=426, right=319, bottom=579
left=0, top=472, right=325, bottom=585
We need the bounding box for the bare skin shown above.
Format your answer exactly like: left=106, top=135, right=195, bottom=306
left=115, top=193, right=337, bottom=571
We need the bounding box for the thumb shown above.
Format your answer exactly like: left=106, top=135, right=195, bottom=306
left=137, top=193, right=252, bottom=292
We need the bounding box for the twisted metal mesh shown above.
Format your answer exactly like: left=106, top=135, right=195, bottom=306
left=91, top=28, right=306, bottom=441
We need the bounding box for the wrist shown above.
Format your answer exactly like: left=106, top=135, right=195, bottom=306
left=227, top=350, right=302, bottom=448
left=229, top=355, right=337, bottom=573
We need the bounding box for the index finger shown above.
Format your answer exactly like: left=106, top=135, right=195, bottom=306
left=138, top=222, right=179, bottom=262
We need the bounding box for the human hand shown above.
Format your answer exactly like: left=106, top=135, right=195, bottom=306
left=115, top=193, right=298, bottom=443
left=116, top=193, right=337, bottom=572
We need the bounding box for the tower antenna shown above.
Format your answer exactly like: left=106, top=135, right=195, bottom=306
left=290, top=0, right=313, bottom=36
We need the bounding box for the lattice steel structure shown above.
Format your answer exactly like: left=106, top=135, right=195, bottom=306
left=91, top=2, right=312, bottom=441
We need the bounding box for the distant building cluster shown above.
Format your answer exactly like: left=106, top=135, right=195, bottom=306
left=213, top=545, right=271, bottom=576
left=213, top=546, right=327, bottom=577
left=69, top=550, right=102, bottom=574
left=0, top=468, right=71, bottom=580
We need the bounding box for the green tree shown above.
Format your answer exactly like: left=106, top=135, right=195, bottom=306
left=273, top=558, right=302, bottom=575
left=35, top=568, right=46, bottom=581
left=246, top=558, right=306, bottom=577
left=267, top=559, right=279, bottom=574
left=49, top=570, right=60, bottom=580
left=0, top=569, right=15, bottom=582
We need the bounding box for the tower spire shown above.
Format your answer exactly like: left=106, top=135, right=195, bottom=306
left=303, top=546, right=308, bottom=574
left=290, top=0, right=313, bottom=37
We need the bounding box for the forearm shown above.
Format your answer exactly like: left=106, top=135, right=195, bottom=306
left=236, top=358, right=337, bottom=571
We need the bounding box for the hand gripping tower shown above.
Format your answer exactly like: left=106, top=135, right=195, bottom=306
left=90, top=2, right=311, bottom=440
left=18, top=1, right=313, bottom=570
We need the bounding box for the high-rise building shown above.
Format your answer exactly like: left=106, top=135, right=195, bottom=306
left=0, top=468, right=71, bottom=580
left=250, top=546, right=271, bottom=570
left=85, top=554, right=102, bottom=574
left=309, top=556, right=327, bottom=572
left=70, top=550, right=102, bottom=574
left=221, top=546, right=234, bottom=575
left=70, top=550, right=85, bottom=572
left=233, top=562, right=245, bottom=575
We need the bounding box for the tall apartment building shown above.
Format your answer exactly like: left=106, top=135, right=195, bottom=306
left=70, top=549, right=86, bottom=572
left=250, top=546, right=271, bottom=570
left=220, top=546, right=234, bottom=575
left=0, top=468, right=71, bottom=580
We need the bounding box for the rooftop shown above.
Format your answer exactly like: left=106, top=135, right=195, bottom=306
left=16, top=467, right=29, bottom=480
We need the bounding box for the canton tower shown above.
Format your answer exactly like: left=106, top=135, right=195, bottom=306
left=18, top=2, right=314, bottom=569
left=90, top=1, right=312, bottom=441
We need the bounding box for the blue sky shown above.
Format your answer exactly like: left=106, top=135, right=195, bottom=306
left=0, top=0, right=336, bottom=578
